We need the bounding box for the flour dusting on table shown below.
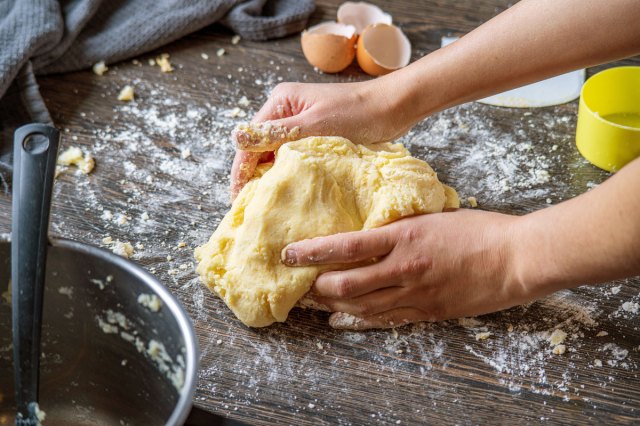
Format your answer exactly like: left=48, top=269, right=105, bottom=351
left=43, top=60, right=636, bottom=424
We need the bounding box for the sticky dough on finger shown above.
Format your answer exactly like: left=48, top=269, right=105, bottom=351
left=233, top=122, right=301, bottom=152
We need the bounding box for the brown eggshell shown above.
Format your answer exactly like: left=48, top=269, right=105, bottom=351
left=356, top=23, right=411, bottom=76
left=337, top=1, right=392, bottom=35
left=301, top=22, right=357, bottom=73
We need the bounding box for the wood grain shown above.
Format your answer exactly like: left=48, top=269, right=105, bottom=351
left=1, top=0, right=639, bottom=424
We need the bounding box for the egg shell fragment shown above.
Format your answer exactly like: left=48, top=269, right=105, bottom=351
left=356, top=23, right=411, bottom=76
left=301, top=22, right=357, bottom=73
left=337, top=1, right=392, bottom=35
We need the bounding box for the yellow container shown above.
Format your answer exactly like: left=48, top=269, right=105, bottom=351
left=576, top=66, right=640, bottom=172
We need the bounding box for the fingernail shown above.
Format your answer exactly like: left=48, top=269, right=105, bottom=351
left=281, top=246, right=297, bottom=266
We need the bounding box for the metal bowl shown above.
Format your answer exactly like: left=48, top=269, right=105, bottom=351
left=0, top=236, right=199, bottom=425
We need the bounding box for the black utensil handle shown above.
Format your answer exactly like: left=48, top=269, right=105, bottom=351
left=11, top=124, right=60, bottom=419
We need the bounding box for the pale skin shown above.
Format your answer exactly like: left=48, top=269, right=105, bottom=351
left=231, top=0, right=640, bottom=329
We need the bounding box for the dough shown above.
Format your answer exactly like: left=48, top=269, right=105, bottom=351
left=195, top=137, right=458, bottom=327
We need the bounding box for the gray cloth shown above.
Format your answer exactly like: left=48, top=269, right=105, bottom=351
left=0, top=0, right=315, bottom=189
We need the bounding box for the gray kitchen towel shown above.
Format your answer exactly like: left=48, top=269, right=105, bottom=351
left=0, top=0, right=315, bottom=189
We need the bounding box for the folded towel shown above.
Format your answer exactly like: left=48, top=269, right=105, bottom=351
left=0, top=0, right=315, bottom=189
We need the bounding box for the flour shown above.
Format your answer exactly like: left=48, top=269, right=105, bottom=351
left=43, top=59, right=631, bottom=423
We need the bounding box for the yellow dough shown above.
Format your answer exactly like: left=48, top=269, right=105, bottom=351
left=195, top=137, right=458, bottom=327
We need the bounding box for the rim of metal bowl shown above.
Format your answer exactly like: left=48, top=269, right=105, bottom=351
left=1, top=234, right=200, bottom=426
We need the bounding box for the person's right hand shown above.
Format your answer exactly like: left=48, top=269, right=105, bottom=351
left=230, top=78, right=415, bottom=199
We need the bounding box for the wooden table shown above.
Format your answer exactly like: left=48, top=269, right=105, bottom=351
left=1, top=0, right=639, bottom=424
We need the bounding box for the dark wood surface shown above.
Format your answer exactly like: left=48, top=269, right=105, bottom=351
left=2, top=0, right=640, bottom=424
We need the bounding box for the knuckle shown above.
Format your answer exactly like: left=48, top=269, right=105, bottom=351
left=341, top=238, right=364, bottom=260
left=403, top=227, right=421, bottom=242
left=355, top=301, right=374, bottom=316
left=393, top=257, right=430, bottom=277
left=333, top=275, right=355, bottom=298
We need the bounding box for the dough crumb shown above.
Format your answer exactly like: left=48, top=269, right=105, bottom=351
left=177, top=241, right=187, bottom=248
left=596, top=331, right=609, bottom=337
left=552, top=344, right=566, bottom=355
left=231, top=35, right=241, bottom=45
left=238, top=96, right=250, bottom=107
left=58, top=286, right=73, bottom=298
left=228, top=107, right=247, bottom=118
left=57, top=146, right=95, bottom=174
left=118, top=85, right=135, bottom=102
left=116, top=213, right=130, bottom=226
left=216, top=48, right=225, bottom=57
left=90, top=278, right=106, bottom=290
left=156, top=53, right=174, bottom=73
left=102, top=236, right=113, bottom=245
left=33, top=402, right=46, bottom=424
left=549, top=329, right=567, bottom=346
left=1, top=281, right=11, bottom=305
left=507, top=323, right=514, bottom=333
left=148, top=58, right=156, bottom=66
left=111, top=241, right=134, bottom=258
left=475, top=332, right=492, bottom=341
left=467, top=196, right=478, bottom=208
left=92, top=61, right=108, bottom=76
left=458, top=317, right=484, bottom=328
left=181, top=148, right=192, bottom=159
left=594, top=359, right=603, bottom=367
left=307, top=403, right=315, bottom=409
left=216, top=339, right=222, bottom=345
left=138, top=293, right=163, bottom=312
left=201, top=53, right=209, bottom=60
left=141, top=212, right=150, bottom=221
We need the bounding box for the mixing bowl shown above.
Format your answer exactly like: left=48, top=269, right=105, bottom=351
left=0, top=236, right=199, bottom=425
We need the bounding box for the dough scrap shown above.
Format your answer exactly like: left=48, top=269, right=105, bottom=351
left=195, top=136, right=458, bottom=327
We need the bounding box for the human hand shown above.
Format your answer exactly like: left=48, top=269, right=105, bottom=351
left=230, top=78, right=415, bottom=199
left=281, top=209, right=529, bottom=330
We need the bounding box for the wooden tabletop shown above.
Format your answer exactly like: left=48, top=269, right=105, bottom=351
left=1, top=0, right=640, bottom=424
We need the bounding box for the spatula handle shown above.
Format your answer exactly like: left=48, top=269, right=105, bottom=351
left=11, top=124, right=60, bottom=422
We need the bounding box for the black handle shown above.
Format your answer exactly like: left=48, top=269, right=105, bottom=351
left=11, top=124, right=60, bottom=423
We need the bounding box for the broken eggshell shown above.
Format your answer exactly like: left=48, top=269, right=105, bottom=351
left=337, top=1, right=392, bottom=35
left=356, top=23, right=411, bottom=76
left=301, top=22, right=357, bottom=73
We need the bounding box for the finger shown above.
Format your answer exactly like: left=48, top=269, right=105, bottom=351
left=230, top=150, right=261, bottom=201
left=233, top=121, right=301, bottom=152
left=311, top=287, right=407, bottom=317
left=282, top=228, right=396, bottom=266
left=312, top=261, right=398, bottom=298
left=329, top=308, right=428, bottom=330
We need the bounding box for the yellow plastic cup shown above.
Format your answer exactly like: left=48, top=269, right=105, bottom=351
left=576, top=66, right=640, bottom=172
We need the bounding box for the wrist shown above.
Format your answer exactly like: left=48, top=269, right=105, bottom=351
left=506, top=212, right=566, bottom=304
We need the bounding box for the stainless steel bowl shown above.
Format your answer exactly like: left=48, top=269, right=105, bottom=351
left=0, top=236, right=199, bottom=425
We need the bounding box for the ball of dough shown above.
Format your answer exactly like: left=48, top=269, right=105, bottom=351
left=195, top=136, right=458, bottom=327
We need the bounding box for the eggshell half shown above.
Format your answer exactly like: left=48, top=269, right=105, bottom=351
left=337, top=2, right=392, bottom=35
left=301, top=22, right=357, bottom=73
left=356, top=23, right=411, bottom=76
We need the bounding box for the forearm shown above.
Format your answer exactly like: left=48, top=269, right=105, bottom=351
left=511, top=157, right=640, bottom=300
left=379, top=0, right=640, bottom=123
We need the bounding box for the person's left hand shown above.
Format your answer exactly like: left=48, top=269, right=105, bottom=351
left=281, top=209, right=531, bottom=330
